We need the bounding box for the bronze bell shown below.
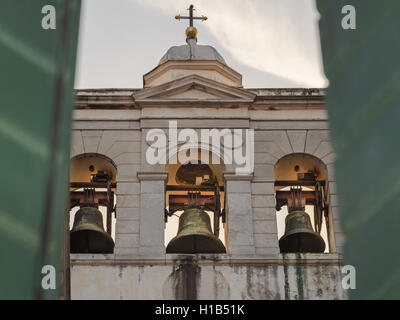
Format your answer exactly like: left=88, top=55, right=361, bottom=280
left=279, top=210, right=325, bottom=253
left=166, top=207, right=226, bottom=254
left=70, top=206, right=114, bottom=253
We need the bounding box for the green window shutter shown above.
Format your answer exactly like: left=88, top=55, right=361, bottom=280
left=317, top=0, right=400, bottom=299
left=0, top=0, right=81, bottom=299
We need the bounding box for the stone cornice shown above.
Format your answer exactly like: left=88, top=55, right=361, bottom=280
left=74, top=88, right=326, bottom=110
left=75, top=89, right=137, bottom=109
left=249, top=88, right=325, bottom=96
left=70, top=253, right=344, bottom=266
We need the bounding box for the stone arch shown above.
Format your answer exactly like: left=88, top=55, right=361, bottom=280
left=273, top=152, right=337, bottom=253
left=69, top=153, right=119, bottom=253
left=165, top=144, right=228, bottom=186
left=274, top=153, right=328, bottom=183
left=70, top=153, right=117, bottom=183
left=259, top=131, right=334, bottom=165
left=164, top=146, right=228, bottom=250
left=253, top=130, right=335, bottom=183
left=161, top=141, right=235, bottom=172
left=70, top=129, right=141, bottom=167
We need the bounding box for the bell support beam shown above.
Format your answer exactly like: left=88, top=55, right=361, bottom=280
left=167, top=194, right=214, bottom=213
left=70, top=191, right=109, bottom=205
left=275, top=191, right=316, bottom=211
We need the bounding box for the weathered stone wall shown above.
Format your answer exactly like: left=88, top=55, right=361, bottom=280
left=69, top=89, right=346, bottom=300
left=70, top=254, right=346, bottom=300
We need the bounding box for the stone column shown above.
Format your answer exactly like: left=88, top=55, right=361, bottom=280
left=223, top=173, right=255, bottom=256
left=114, top=182, right=140, bottom=259
left=137, top=172, right=168, bottom=257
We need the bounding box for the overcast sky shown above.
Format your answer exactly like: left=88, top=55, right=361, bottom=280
left=74, top=0, right=328, bottom=89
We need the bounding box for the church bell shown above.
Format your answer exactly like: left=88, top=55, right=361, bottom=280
left=166, top=207, right=226, bottom=254
left=279, top=187, right=325, bottom=253
left=70, top=206, right=115, bottom=254
left=279, top=210, right=325, bottom=253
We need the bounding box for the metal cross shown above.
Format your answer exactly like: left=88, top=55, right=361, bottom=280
left=175, top=4, right=207, bottom=27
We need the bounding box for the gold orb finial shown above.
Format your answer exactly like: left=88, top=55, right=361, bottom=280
left=185, top=26, right=198, bottom=38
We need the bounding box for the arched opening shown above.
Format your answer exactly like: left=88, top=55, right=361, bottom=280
left=164, top=149, right=227, bottom=253
left=69, top=153, right=117, bottom=253
left=274, top=153, right=331, bottom=253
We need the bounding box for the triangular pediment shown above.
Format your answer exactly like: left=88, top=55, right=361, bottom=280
left=133, top=75, right=256, bottom=106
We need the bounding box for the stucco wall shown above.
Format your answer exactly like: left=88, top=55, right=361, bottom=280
left=70, top=254, right=346, bottom=300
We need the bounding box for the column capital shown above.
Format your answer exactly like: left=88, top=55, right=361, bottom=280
left=223, top=172, right=253, bottom=181
left=137, top=172, right=168, bottom=181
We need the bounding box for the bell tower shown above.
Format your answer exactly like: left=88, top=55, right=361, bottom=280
left=68, top=4, right=346, bottom=300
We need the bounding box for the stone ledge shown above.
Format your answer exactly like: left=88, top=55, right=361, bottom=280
left=70, top=253, right=343, bottom=266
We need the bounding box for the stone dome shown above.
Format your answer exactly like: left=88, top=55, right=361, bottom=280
left=158, top=38, right=227, bottom=66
